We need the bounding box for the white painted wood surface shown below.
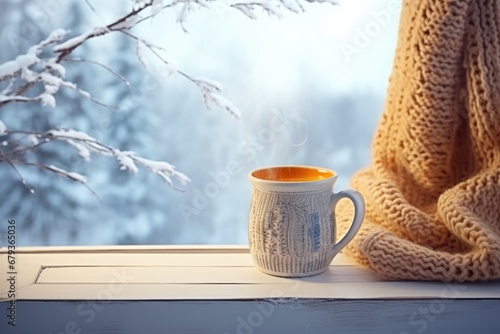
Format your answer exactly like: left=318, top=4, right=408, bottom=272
left=1, top=246, right=499, bottom=333
left=2, top=246, right=500, bottom=300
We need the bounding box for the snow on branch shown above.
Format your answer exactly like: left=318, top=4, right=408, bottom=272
left=46, top=165, right=87, bottom=183
left=168, top=0, right=338, bottom=30
left=0, top=28, right=68, bottom=80
left=0, top=28, right=113, bottom=110
left=0, top=0, right=336, bottom=112
left=193, top=77, right=241, bottom=118
left=229, top=0, right=337, bottom=20
left=0, top=127, right=190, bottom=195
left=0, top=1, right=160, bottom=109
left=53, top=27, right=109, bottom=53
left=205, top=93, right=241, bottom=119
left=46, top=128, right=190, bottom=185
left=0, top=0, right=336, bottom=193
left=0, top=120, right=6, bottom=135
left=233, top=0, right=284, bottom=19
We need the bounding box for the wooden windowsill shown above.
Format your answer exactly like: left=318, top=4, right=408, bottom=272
left=1, top=245, right=500, bottom=300
left=1, top=246, right=499, bottom=333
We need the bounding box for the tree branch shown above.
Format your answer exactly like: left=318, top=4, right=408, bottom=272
left=0, top=0, right=336, bottom=194
left=0, top=152, right=35, bottom=194
left=63, top=58, right=131, bottom=89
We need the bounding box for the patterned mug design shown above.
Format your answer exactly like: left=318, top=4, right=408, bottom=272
left=263, top=199, right=322, bottom=257
left=249, top=166, right=365, bottom=277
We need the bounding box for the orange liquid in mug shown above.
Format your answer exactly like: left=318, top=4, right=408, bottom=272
left=252, top=166, right=335, bottom=182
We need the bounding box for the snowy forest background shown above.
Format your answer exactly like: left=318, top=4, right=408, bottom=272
left=0, top=0, right=401, bottom=246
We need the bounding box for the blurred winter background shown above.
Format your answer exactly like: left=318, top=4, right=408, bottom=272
left=0, top=0, right=401, bottom=246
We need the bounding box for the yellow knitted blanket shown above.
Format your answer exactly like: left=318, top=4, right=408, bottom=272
left=338, top=0, right=500, bottom=282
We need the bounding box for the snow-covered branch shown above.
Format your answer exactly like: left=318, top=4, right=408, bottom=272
left=45, top=128, right=190, bottom=185
left=229, top=0, right=337, bottom=20
left=0, top=0, right=336, bottom=194
left=0, top=127, right=190, bottom=193
left=194, top=77, right=241, bottom=118
left=0, top=0, right=337, bottom=112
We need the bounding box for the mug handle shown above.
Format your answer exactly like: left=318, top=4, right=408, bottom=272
left=330, top=189, right=365, bottom=258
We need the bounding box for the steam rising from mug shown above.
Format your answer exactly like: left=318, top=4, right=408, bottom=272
left=241, top=74, right=309, bottom=166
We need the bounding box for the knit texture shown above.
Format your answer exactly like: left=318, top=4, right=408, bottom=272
left=338, top=0, right=500, bottom=282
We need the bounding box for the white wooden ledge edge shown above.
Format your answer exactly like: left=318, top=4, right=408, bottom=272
left=1, top=245, right=500, bottom=301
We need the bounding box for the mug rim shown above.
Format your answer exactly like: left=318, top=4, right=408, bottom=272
left=249, top=165, right=338, bottom=185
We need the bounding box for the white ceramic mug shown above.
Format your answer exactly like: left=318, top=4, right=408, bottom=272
left=248, top=165, right=365, bottom=277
